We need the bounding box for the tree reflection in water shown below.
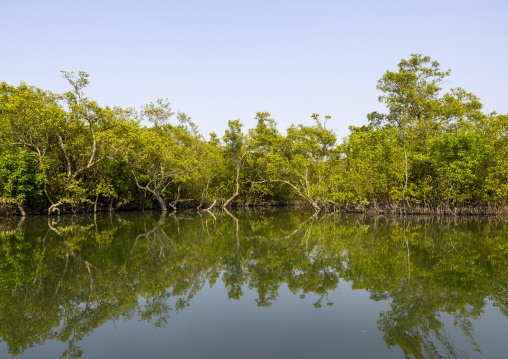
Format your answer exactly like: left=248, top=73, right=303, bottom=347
left=0, top=210, right=507, bottom=358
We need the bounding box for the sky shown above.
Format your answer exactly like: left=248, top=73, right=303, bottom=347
left=1, top=0, right=507, bottom=141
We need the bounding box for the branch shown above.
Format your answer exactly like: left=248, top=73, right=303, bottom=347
left=58, top=134, right=72, bottom=179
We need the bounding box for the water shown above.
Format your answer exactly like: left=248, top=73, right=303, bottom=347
left=1, top=210, right=507, bottom=358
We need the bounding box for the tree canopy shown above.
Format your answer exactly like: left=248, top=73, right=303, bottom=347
left=1, top=54, right=507, bottom=215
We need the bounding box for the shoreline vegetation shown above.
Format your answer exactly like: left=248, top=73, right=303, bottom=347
left=1, top=54, right=507, bottom=217
left=1, top=199, right=508, bottom=217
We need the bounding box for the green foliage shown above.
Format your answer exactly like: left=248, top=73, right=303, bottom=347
left=223, top=119, right=246, bottom=159
left=0, top=150, right=46, bottom=203
left=338, top=126, right=403, bottom=202
left=430, top=129, right=491, bottom=201
left=340, top=54, right=507, bottom=207
left=1, top=55, right=507, bottom=212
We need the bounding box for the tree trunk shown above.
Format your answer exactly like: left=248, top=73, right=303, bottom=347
left=131, top=170, right=170, bottom=212
left=48, top=202, right=62, bottom=215
left=155, top=194, right=168, bottom=212
left=403, top=144, right=408, bottom=200
left=18, top=203, right=26, bottom=217
left=223, top=163, right=241, bottom=208
left=205, top=199, right=218, bottom=211
left=309, top=200, right=321, bottom=212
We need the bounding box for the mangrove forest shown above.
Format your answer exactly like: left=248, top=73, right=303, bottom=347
left=1, top=54, right=507, bottom=216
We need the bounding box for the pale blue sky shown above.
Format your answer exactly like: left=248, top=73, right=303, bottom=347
left=1, top=0, right=507, bottom=140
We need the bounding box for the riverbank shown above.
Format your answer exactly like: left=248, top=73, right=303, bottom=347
left=0, top=199, right=312, bottom=216
left=1, top=199, right=507, bottom=216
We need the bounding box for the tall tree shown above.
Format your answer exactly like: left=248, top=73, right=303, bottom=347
left=368, top=54, right=450, bottom=200
left=44, top=71, right=123, bottom=214
left=259, top=114, right=336, bottom=211
left=0, top=82, right=64, bottom=207
left=126, top=99, right=204, bottom=211
left=246, top=112, right=284, bottom=200
left=222, top=119, right=247, bottom=207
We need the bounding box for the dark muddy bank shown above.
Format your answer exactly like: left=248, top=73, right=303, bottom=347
left=1, top=198, right=507, bottom=217
left=332, top=201, right=508, bottom=216
left=0, top=199, right=313, bottom=216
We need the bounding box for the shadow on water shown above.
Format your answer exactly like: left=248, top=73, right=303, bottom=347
left=1, top=210, right=508, bottom=358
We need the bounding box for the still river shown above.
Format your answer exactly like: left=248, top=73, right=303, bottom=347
left=1, top=209, right=507, bottom=358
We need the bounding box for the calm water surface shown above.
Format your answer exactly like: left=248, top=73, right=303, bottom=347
left=1, top=210, right=507, bottom=358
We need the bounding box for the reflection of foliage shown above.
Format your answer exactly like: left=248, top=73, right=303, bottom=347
left=0, top=211, right=507, bottom=358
